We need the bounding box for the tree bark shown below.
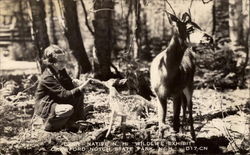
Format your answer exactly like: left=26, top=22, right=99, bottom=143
left=93, top=0, right=114, bottom=80
left=214, top=0, right=229, bottom=41
left=238, top=0, right=249, bottom=87
left=229, top=0, right=243, bottom=46
left=141, top=10, right=151, bottom=61
left=45, top=0, right=57, bottom=44
left=125, top=0, right=132, bottom=52
left=162, top=0, right=167, bottom=40
left=18, top=0, right=26, bottom=47
left=28, top=0, right=50, bottom=73
left=60, top=0, right=92, bottom=77
left=132, top=0, right=141, bottom=59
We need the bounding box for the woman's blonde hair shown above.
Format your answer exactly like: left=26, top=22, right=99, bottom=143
left=43, top=45, right=65, bottom=64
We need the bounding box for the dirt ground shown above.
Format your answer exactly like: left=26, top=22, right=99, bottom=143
left=0, top=77, right=249, bottom=154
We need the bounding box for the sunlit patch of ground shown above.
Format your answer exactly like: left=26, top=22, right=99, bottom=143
left=0, top=57, right=38, bottom=75
left=0, top=82, right=249, bottom=154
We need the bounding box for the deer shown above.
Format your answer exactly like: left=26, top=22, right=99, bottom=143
left=150, top=12, right=213, bottom=140
left=89, top=78, right=154, bottom=139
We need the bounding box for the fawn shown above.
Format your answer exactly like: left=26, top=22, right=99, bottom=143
left=90, top=78, right=153, bottom=138
left=103, top=79, right=154, bottom=138
left=150, top=12, right=213, bottom=140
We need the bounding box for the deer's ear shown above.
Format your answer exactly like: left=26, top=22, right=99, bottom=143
left=166, top=12, right=179, bottom=24
left=182, top=12, right=191, bottom=23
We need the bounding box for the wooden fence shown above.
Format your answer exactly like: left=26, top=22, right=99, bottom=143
left=0, top=15, right=32, bottom=48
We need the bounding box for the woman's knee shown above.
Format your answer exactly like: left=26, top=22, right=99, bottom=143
left=55, top=104, right=74, bottom=118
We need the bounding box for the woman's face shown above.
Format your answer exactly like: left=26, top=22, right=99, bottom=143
left=53, top=54, right=66, bottom=70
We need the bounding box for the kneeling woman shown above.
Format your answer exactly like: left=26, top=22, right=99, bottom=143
left=34, top=45, right=86, bottom=131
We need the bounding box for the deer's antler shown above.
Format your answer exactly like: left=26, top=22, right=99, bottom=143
left=188, top=0, right=194, bottom=20
left=164, top=0, right=176, bottom=16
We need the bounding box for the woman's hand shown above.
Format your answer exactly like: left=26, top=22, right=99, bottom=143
left=72, top=79, right=82, bottom=87
left=78, top=79, right=91, bottom=92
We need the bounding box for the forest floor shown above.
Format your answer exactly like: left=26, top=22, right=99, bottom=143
left=0, top=72, right=249, bottom=154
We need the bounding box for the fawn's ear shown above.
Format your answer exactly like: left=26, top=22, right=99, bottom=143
left=166, top=12, right=179, bottom=24
left=118, top=79, right=127, bottom=85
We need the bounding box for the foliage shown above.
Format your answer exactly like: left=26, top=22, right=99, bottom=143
left=0, top=74, right=38, bottom=97
left=194, top=39, right=248, bottom=89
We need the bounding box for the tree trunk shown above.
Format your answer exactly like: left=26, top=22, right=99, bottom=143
left=212, top=1, right=216, bottom=35
left=132, top=0, right=141, bottom=59
left=238, top=0, right=249, bottom=87
left=93, top=0, right=114, bottom=80
left=214, top=0, right=229, bottom=41
left=162, top=0, right=167, bottom=40
left=59, top=0, right=92, bottom=78
left=45, top=0, right=57, bottom=44
left=141, top=10, right=151, bottom=61
left=125, top=0, right=132, bottom=52
left=18, top=0, right=26, bottom=47
left=28, top=0, right=50, bottom=73
left=229, top=0, right=243, bottom=46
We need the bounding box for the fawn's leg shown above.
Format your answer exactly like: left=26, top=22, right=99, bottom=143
left=120, top=115, right=127, bottom=140
left=106, top=111, right=116, bottom=138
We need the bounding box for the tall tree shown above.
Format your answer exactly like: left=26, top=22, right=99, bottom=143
left=229, top=0, right=243, bottom=46
left=125, top=0, right=133, bottom=52
left=45, top=0, right=57, bottom=44
left=132, top=0, right=142, bottom=59
left=93, top=0, right=114, bottom=80
left=213, top=0, right=229, bottom=41
left=54, top=0, right=92, bottom=78
left=18, top=0, right=25, bottom=45
left=28, top=0, right=50, bottom=72
left=125, top=0, right=142, bottom=59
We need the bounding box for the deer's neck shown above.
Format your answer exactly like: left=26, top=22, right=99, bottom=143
left=165, top=33, right=188, bottom=72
